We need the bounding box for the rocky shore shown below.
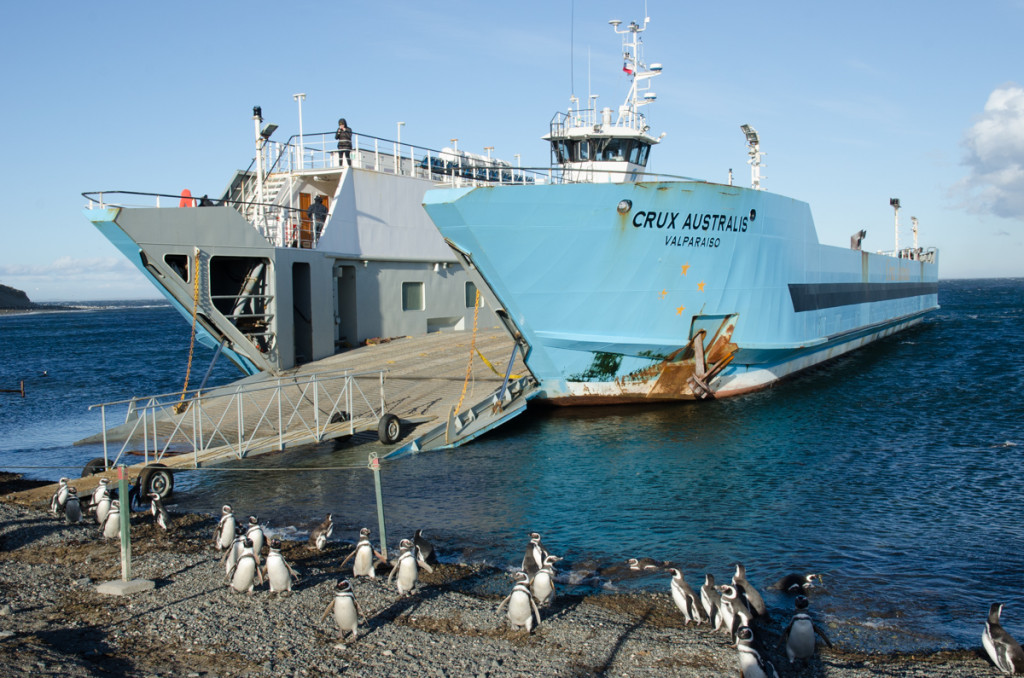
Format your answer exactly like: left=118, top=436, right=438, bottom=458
left=0, top=474, right=993, bottom=677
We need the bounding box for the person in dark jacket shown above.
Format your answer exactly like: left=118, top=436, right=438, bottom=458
left=335, top=118, right=352, bottom=166
left=307, top=195, right=328, bottom=242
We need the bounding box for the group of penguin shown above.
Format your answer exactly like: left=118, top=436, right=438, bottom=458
left=46, top=482, right=1024, bottom=673
left=48, top=476, right=169, bottom=538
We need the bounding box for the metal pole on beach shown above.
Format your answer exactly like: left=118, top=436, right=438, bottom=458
left=117, top=465, right=132, bottom=582
left=368, top=452, right=387, bottom=558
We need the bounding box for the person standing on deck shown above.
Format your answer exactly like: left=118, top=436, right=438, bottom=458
left=307, top=195, right=328, bottom=244
left=335, top=118, right=353, bottom=167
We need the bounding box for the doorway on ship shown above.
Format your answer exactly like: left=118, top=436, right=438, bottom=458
left=292, top=262, right=313, bottom=364
left=299, top=192, right=330, bottom=248
left=335, top=264, right=358, bottom=351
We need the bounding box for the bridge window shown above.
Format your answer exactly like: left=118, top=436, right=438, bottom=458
left=402, top=282, right=424, bottom=311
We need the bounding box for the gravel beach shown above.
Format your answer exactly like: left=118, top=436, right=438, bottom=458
left=0, top=474, right=994, bottom=677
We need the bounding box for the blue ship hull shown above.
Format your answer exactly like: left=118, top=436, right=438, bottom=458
left=424, top=181, right=939, bottom=402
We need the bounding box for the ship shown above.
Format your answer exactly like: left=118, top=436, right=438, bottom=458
left=422, top=17, right=939, bottom=404
left=83, top=109, right=536, bottom=377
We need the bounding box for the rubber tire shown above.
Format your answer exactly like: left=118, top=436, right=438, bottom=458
left=139, top=464, right=174, bottom=499
left=82, top=457, right=108, bottom=478
left=377, top=414, right=402, bottom=445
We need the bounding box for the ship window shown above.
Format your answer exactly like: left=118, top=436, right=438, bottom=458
left=465, top=282, right=478, bottom=308
left=551, top=140, right=571, bottom=163
left=165, top=254, right=189, bottom=282
left=575, top=140, right=591, bottom=161
left=600, top=139, right=627, bottom=161
left=628, top=141, right=641, bottom=164
left=402, top=282, right=424, bottom=311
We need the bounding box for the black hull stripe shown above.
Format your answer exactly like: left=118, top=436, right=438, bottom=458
left=789, top=282, right=939, bottom=312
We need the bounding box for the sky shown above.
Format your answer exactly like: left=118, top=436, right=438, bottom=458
left=1, top=0, right=1021, bottom=301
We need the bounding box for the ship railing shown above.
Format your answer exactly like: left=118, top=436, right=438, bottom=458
left=87, top=368, right=388, bottom=469
left=875, top=246, right=938, bottom=263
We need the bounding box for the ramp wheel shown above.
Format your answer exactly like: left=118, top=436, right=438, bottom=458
left=81, top=457, right=108, bottom=477
left=139, top=464, right=174, bottom=499
left=378, top=414, right=402, bottom=444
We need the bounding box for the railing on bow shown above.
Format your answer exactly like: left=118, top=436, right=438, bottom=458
left=87, top=369, right=388, bottom=469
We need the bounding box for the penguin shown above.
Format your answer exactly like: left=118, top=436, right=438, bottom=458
left=148, top=492, right=171, bottom=532
left=497, top=571, right=542, bottom=632
left=319, top=579, right=366, bottom=646
left=521, top=532, right=549, bottom=580
left=340, top=528, right=387, bottom=578
left=225, top=537, right=264, bottom=593
left=701, top=573, right=723, bottom=631
left=263, top=538, right=299, bottom=594
left=387, top=538, right=431, bottom=596
left=93, top=486, right=111, bottom=526
left=309, top=513, right=333, bottom=551
left=88, top=478, right=110, bottom=516
left=718, top=583, right=753, bottom=638
left=414, top=529, right=438, bottom=566
left=213, top=505, right=235, bottom=550
left=101, top=499, right=122, bottom=540
left=733, top=563, right=767, bottom=618
left=778, top=595, right=832, bottom=663
left=736, top=626, right=780, bottom=678
left=770, top=573, right=823, bottom=594
left=63, top=487, right=82, bottom=525
left=983, top=602, right=1024, bottom=675
left=668, top=569, right=706, bottom=625
left=627, top=557, right=668, bottom=572
left=222, top=528, right=247, bottom=576
left=49, top=478, right=69, bottom=516
left=531, top=555, right=561, bottom=608
left=245, top=516, right=265, bottom=564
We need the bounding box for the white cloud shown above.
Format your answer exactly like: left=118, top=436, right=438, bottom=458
left=955, top=84, right=1024, bottom=220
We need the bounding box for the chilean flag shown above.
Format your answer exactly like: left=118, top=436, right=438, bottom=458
left=623, top=62, right=634, bottom=75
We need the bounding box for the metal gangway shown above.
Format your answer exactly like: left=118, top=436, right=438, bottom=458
left=88, top=368, right=398, bottom=475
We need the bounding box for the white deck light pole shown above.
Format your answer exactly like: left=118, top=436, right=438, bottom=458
left=293, top=93, right=306, bottom=169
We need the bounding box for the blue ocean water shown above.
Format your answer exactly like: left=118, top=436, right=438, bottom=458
left=1, top=280, right=1022, bottom=652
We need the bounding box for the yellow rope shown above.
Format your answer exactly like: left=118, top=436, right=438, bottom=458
left=475, top=348, right=521, bottom=380
left=176, top=252, right=201, bottom=411
left=453, top=289, right=481, bottom=415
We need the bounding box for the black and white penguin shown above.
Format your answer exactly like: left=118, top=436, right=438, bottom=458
left=531, top=555, right=561, bottom=608
left=222, top=527, right=247, bottom=576
left=668, top=569, right=706, bottom=625
left=49, top=478, right=69, bottom=516
left=984, top=602, right=1024, bottom=675
left=733, top=563, right=767, bottom=618
left=213, top=505, right=235, bottom=550
left=319, top=579, right=366, bottom=646
left=628, top=557, right=669, bottom=572
left=718, top=583, right=753, bottom=638
left=263, top=538, right=299, bottom=594
left=497, top=571, right=542, bottom=632
left=148, top=492, right=171, bottom=532
left=88, top=478, right=110, bottom=516
left=309, top=513, right=333, bottom=551
left=521, top=532, right=549, bottom=580
left=101, top=499, right=122, bottom=540
left=778, top=595, right=832, bottom=664
left=340, top=527, right=387, bottom=578
left=388, top=537, right=431, bottom=595
left=700, top=573, right=722, bottom=631
left=736, top=626, right=779, bottom=678
left=414, top=529, right=438, bottom=566
left=770, top=573, right=823, bottom=594
left=246, top=516, right=265, bottom=563
left=93, top=485, right=112, bottom=526
left=63, top=487, right=82, bottom=525
left=225, top=537, right=263, bottom=593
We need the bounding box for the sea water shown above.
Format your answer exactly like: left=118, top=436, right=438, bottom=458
left=1, top=280, right=1021, bottom=652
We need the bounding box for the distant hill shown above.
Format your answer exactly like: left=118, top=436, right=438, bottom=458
left=0, top=283, right=33, bottom=310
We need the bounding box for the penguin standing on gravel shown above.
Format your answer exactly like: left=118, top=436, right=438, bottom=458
left=413, top=529, right=438, bottom=566
left=222, top=527, right=247, bottom=576
left=531, top=555, right=561, bottom=608
left=49, top=478, right=69, bottom=516
left=263, top=539, right=299, bottom=594
left=778, top=595, right=832, bottom=664
left=668, top=569, right=706, bottom=625
left=340, top=528, right=387, bottom=578
left=225, top=537, right=263, bottom=594
left=320, top=579, right=366, bottom=646
left=733, top=563, right=767, bottom=618
left=718, top=583, right=753, bottom=638
left=701, top=573, right=723, bottom=631
left=213, top=505, right=235, bottom=550
left=101, top=499, right=122, bottom=540
left=63, top=487, right=82, bottom=525
left=88, top=478, right=110, bottom=517
left=309, top=514, right=333, bottom=551
left=148, top=492, right=171, bottom=532
left=736, top=626, right=779, bottom=678
left=497, top=571, right=542, bottom=632
left=93, top=484, right=112, bottom=526
left=245, top=516, right=265, bottom=563
left=983, top=602, right=1024, bottom=675
left=388, top=538, right=432, bottom=596
left=521, top=532, right=549, bottom=580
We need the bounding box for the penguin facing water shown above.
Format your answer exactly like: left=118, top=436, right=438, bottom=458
left=246, top=516, right=265, bottom=564
left=414, top=529, right=437, bottom=566
left=531, top=555, right=562, bottom=608
left=983, top=603, right=1024, bottom=675
left=93, top=486, right=111, bottom=526
left=497, top=571, right=542, bottom=632
left=733, top=563, right=767, bottom=618
left=770, top=572, right=823, bottom=594
left=718, top=583, right=753, bottom=639
left=309, top=514, right=333, bottom=551
left=521, top=532, right=549, bottom=580
left=340, top=528, right=387, bottom=578
left=49, top=478, right=69, bottom=516
left=778, top=595, right=832, bottom=664
left=88, top=478, right=110, bottom=517
left=148, top=492, right=171, bottom=532
left=668, top=569, right=706, bottom=625
left=320, top=579, right=366, bottom=646
left=213, top=505, right=235, bottom=550
left=701, top=573, right=722, bottom=632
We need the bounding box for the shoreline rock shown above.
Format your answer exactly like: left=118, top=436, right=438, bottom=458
left=0, top=474, right=994, bottom=677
